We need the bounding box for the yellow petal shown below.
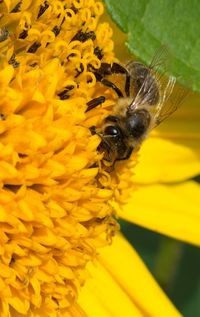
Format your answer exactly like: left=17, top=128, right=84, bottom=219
left=157, top=90, right=200, bottom=141
left=8, top=290, right=30, bottom=314
left=79, top=234, right=182, bottom=317
left=154, top=91, right=200, bottom=155
left=79, top=261, right=143, bottom=317
left=133, top=137, right=200, bottom=184
left=0, top=65, right=14, bottom=86
left=120, top=181, right=200, bottom=246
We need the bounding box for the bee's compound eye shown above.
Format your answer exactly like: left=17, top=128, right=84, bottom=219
left=104, top=125, right=121, bottom=137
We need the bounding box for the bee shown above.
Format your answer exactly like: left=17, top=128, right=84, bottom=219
left=87, top=47, right=187, bottom=163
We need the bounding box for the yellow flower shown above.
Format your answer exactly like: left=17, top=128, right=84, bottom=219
left=0, top=1, right=199, bottom=317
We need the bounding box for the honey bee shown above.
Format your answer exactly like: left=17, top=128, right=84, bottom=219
left=87, top=47, right=187, bottom=163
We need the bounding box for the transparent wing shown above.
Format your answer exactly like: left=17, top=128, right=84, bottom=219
left=154, top=83, right=190, bottom=126
left=156, top=75, right=176, bottom=111
left=127, top=46, right=173, bottom=112
left=126, top=45, right=169, bottom=77
left=149, top=45, right=170, bottom=72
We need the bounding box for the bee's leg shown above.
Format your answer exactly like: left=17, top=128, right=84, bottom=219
left=101, top=142, right=113, bottom=163
left=94, top=72, right=124, bottom=97
left=94, top=62, right=130, bottom=97
left=95, top=63, right=113, bottom=76
left=115, top=146, right=134, bottom=162
left=96, top=134, right=115, bottom=163
left=101, top=78, right=124, bottom=97
left=111, top=63, right=131, bottom=97
left=89, top=127, right=115, bottom=165
left=86, top=96, right=105, bottom=112
left=89, top=126, right=97, bottom=135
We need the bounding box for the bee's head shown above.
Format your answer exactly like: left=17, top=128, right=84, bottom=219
left=101, top=124, right=129, bottom=161
left=126, top=109, right=151, bottom=139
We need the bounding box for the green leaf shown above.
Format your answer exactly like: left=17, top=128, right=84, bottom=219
left=104, top=0, right=200, bottom=92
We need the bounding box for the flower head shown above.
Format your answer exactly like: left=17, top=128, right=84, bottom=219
left=0, top=1, right=134, bottom=315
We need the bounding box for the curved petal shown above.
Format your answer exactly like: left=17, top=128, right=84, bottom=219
left=120, top=181, right=200, bottom=246
left=78, top=256, right=143, bottom=317
left=155, top=107, right=200, bottom=158
left=154, top=90, right=200, bottom=159
left=79, top=234, right=182, bottom=317
left=133, top=137, right=200, bottom=184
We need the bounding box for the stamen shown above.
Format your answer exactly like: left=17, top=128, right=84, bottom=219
left=27, top=42, right=41, bottom=53
left=18, top=29, right=28, bottom=39
left=10, top=1, right=22, bottom=13
left=37, top=1, right=49, bottom=19
left=86, top=96, right=105, bottom=112
left=71, top=30, right=96, bottom=42
left=94, top=46, right=104, bottom=60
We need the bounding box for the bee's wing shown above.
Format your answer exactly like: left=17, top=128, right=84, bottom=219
left=149, top=45, right=170, bottom=71
left=153, top=83, right=189, bottom=127
left=127, top=46, right=189, bottom=126
left=146, top=47, right=189, bottom=125
left=128, top=46, right=172, bottom=111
